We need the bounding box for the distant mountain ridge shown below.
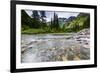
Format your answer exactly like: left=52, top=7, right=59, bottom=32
left=63, top=13, right=90, bottom=32
left=66, top=16, right=76, bottom=22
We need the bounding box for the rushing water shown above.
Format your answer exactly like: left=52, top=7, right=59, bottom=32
left=21, top=33, right=90, bottom=63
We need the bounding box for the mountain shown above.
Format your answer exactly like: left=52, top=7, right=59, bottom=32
left=59, top=18, right=67, bottom=22
left=21, top=10, right=31, bottom=26
left=58, top=18, right=67, bottom=28
left=47, top=18, right=68, bottom=28
left=66, top=16, right=76, bottom=22
left=63, top=13, right=90, bottom=32
left=21, top=10, right=45, bottom=30
left=58, top=17, right=76, bottom=29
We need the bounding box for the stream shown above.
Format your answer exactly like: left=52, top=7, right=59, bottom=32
left=21, top=29, right=90, bottom=63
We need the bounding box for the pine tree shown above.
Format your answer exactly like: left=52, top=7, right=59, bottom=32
left=31, top=10, right=41, bottom=28
left=50, top=18, right=53, bottom=29
left=40, top=11, right=47, bottom=28
left=53, top=12, right=59, bottom=30
left=21, top=10, right=32, bottom=30
left=32, top=10, right=39, bottom=19
left=40, top=11, right=46, bottom=22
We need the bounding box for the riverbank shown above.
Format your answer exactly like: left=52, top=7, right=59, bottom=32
left=22, top=28, right=79, bottom=34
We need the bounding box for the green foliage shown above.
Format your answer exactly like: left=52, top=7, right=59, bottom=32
left=32, top=10, right=39, bottom=19
left=21, top=10, right=32, bottom=27
left=64, top=13, right=90, bottom=32
left=50, top=12, right=60, bottom=31
left=21, top=10, right=90, bottom=34
left=22, top=28, right=46, bottom=34
left=22, top=25, right=30, bottom=31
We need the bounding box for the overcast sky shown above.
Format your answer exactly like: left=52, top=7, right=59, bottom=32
left=25, top=10, right=79, bottom=22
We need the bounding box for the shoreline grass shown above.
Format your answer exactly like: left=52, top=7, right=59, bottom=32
left=21, top=28, right=79, bottom=34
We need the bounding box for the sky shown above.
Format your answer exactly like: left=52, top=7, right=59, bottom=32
left=25, top=10, right=79, bottom=22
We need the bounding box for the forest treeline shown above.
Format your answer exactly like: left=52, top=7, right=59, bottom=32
left=21, top=10, right=90, bottom=34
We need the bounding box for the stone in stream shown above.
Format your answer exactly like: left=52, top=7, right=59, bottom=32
left=67, top=48, right=75, bottom=60
left=21, top=48, right=26, bottom=53
left=56, top=55, right=61, bottom=61
left=73, top=55, right=80, bottom=60
left=61, top=55, right=68, bottom=61
left=79, top=46, right=90, bottom=60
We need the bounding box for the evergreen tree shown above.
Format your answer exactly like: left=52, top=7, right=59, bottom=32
left=40, top=11, right=46, bottom=22
left=50, top=18, right=53, bottom=29
left=21, top=10, right=32, bottom=30
left=53, top=12, right=59, bottom=30
left=40, top=11, right=47, bottom=28
left=32, top=10, right=39, bottom=19
left=31, top=10, right=41, bottom=28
